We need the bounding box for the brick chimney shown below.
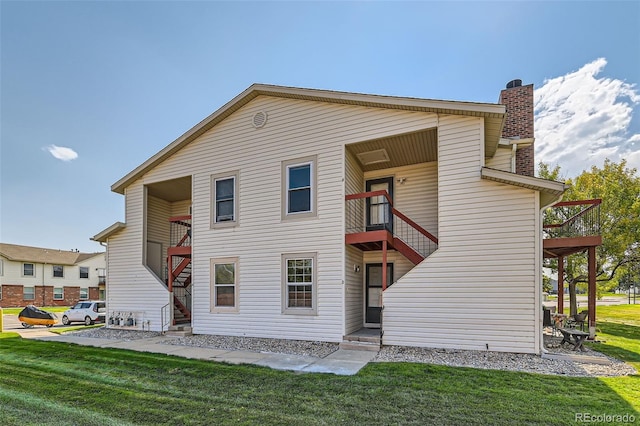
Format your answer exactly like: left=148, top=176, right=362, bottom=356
left=499, top=79, right=534, bottom=176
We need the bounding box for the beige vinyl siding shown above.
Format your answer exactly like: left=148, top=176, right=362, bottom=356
left=486, top=146, right=513, bottom=172
left=383, top=115, right=539, bottom=354
left=114, top=96, right=437, bottom=339
left=364, top=161, right=438, bottom=238
left=170, top=200, right=191, bottom=216
left=344, top=149, right=364, bottom=334
left=106, top=182, right=170, bottom=329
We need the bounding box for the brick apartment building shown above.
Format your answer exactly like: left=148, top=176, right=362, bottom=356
left=0, top=243, right=106, bottom=307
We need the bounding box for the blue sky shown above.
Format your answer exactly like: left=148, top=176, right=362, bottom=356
left=1, top=1, right=639, bottom=253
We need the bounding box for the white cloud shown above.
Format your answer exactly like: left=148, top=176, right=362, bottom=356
left=45, top=145, right=78, bottom=162
left=534, top=58, right=640, bottom=177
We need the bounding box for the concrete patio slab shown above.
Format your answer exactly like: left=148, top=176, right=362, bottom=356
left=213, top=350, right=271, bottom=365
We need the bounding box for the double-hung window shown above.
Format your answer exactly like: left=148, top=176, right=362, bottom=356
left=80, top=288, right=89, bottom=300
left=210, top=258, right=238, bottom=312
left=212, top=172, right=238, bottom=227
left=53, top=265, right=64, bottom=278
left=23, top=286, right=35, bottom=300
left=53, top=287, right=64, bottom=300
left=23, top=263, right=34, bottom=277
left=79, top=266, right=89, bottom=279
left=282, top=156, right=316, bottom=219
left=282, top=253, right=317, bottom=315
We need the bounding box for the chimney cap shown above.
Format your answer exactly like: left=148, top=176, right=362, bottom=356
left=506, top=79, right=522, bottom=89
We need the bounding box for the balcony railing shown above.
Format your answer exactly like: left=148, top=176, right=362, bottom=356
left=543, top=199, right=601, bottom=239
left=169, top=215, right=191, bottom=247
left=346, top=190, right=438, bottom=258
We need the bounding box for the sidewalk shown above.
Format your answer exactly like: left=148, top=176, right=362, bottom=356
left=30, top=333, right=376, bottom=375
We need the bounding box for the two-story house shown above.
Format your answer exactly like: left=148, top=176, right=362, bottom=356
left=93, top=81, right=570, bottom=354
left=0, top=243, right=106, bottom=307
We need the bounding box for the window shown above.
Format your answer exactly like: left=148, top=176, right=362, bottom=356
left=80, top=288, right=89, bottom=300
left=53, top=287, right=64, bottom=300
left=282, top=253, right=317, bottom=315
left=210, top=258, right=238, bottom=311
left=212, top=173, right=238, bottom=226
left=53, top=265, right=64, bottom=278
left=23, top=263, right=35, bottom=277
left=79, top=266, right=89, bottom=279
left=0, top=285, right=2, bottom=300
left=282, top=156, right=316, bottom=219
left=23, top=286, right=35, bottom=300
left=0, top=259, right=3, bottom=276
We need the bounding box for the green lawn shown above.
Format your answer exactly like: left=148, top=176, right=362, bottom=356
left=1, top=306, right=70, bottom=315
left=0, top=305, right=638, bottom=425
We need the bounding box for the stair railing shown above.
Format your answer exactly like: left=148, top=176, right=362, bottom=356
left=345, top=190, right=438, bottom=258
left=161, top=303, right=170, bottom=334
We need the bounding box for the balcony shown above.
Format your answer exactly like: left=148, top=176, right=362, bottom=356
left=543, top=199, right=602, bottom=258
left=345, top=190, right=438, bottom=266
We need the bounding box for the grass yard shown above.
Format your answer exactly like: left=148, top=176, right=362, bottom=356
left=0, top=304, right=637, bottom=425
left=1, top=306, right=70, bottom=315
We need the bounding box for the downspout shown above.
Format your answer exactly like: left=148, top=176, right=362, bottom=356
left=42, top=262, right=46, bottom=306
left=538, top=193, right=565, bottom=355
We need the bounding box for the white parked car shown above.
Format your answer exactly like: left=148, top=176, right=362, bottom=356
left=61, top=301, right=106, bottom=326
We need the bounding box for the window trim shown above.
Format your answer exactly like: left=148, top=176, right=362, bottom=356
left=22, top=263, right=35, bottom=277
left=53, top=287, right=64, bottom=300
left=52, top=265, right=64, bottom=278
left=281, top=156, right=317, bottom=220
left=210, top=257, right=239, bottom=313
left=281, top=252, right=317, bottom=315
left=23, top=286, right=35, bottom=300
left=211, top=171, right=239, bottom=228
left=79, top=266, right=89, bottom=279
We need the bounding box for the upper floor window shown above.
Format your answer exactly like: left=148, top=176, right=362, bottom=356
left=53, top=265, right=64, bottom=278
left=0, top=259, right=3, bottom=276
left=23, top=263, right=35, bottom=277
left=213, top=174, right=237, bottom=225
left=79, top=266, right=89, bottom=279
left=282, top=156, right=316, bottom=219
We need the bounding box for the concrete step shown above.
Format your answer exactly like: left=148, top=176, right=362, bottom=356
left=165, top=329, right=192, bottom=337
left=165, top=325, right=192, bottom=337
left=343, top=334, right=381, bottom=344
left=339, top=340, right=380, bottom=352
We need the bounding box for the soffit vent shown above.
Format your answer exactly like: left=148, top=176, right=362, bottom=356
left=356, top=149, right=390, bottom=165
left=252, top=111, right=268, bottom=128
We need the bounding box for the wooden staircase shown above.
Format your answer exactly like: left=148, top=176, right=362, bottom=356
left=168, top=215, right=192, bottom=325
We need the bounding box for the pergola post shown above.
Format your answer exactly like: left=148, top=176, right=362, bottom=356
left=557, top=255, right=564, bottom=314
left=588, top=246, right=597, bottom=339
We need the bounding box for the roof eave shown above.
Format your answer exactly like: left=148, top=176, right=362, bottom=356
left=112, top=84, right=507, bottom=194
left=481, top=167, right=568, bottom=206
left=91, top=222, right=126, bottom=243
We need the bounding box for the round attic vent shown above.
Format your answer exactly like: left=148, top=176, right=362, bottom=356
left=252, top=111, right=268, bottom=128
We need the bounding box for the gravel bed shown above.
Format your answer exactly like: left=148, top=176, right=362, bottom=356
left=163, top=334, right=339, bottom=358
left=69, top=328, right=162, bottom=341
left=68, top=328, right=635, bottom=377
left=373, top=345, right=635, bottom=377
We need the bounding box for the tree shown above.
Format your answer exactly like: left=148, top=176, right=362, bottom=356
left=539, top=159, right=640, bottom=315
